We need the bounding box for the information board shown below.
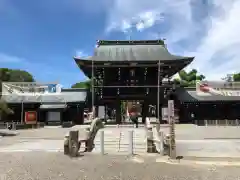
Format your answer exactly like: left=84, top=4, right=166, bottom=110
left=25, top=111, right=37, bottom=124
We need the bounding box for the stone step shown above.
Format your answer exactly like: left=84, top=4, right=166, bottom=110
left=94, top=145, right=146, bottom=149
left=94, top=144, right=145, bottom=147
left=95, top=140, right=145, bottom=143
left=93, top=129, right=147, bottom=154
left=93, top=147, right=146, bottom=152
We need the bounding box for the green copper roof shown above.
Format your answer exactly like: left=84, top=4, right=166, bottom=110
left=92, top=45, right=190, bottom=61
left=75, top=40, right=193, bottom=62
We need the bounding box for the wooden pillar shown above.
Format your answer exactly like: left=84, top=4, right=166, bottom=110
left=78, top=108, right=84, bottom=125
left=104, top=105, right=107, bottom=121
left=95, top=106, right=99, bottom=117
left=116, top=99, right=122, bottom=124
left=156, top=101, right=163, bottom=122
left=141, top=101, right=148, bottom=124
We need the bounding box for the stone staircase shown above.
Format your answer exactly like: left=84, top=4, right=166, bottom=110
left=93, top=128, right=146, bottom=154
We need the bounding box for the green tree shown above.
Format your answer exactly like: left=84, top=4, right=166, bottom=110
left=0, top=99, right=13, bottom=117
left=0, top=68, right=35, bottom=119
left=8, top=69, right=35, bottom=82
left=174, top=69, right=205, bottom=87
left=0, top=68, right=35, bottom=82
left=71, top=80, right=91, bottom=89
left=233, top=73, right=240, bottom=82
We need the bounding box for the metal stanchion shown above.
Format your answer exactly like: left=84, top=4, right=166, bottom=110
left=128, top=130, right=133, bottom=155
left=156, top=123, right=160, bottom=132
left=12, top=122, right=16, bottom=130
left=100, top=130, right=104, bottom=155
left=205, top=120, right=208, bottom=126
left=236, top=119, right=239, bottom=126
left=160, top=131, right=164, bottom=156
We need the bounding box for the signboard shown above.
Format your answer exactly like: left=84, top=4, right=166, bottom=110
left=2, top=82, right=62, bottom=96
left=98, top=106, right=105, bottom=119
left=168, top=100, right=174, bottom=118
left=162, top=107, right=168, bottom=120
left=25, top=111, right=37, bottom=124
left=1, top=82, right=63, bottom=102
left=163, top=107, right=179, bottom=122
left=196, top=80, right=240, bottom=96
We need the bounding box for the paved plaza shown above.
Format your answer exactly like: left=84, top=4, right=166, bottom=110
left=0, top=152, right=240, bottom=180
left=1, top=124, right=240, bottom=158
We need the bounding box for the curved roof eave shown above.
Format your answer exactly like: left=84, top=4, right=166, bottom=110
left=74, top=56, right=93, bottom=62
left=74, top=56, right=195, bottom=64
left=74, top=45, right=195, bottom=62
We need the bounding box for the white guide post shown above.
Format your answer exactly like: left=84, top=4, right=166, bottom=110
left=128, top=130, right=134, bottom=155
left=100, top=130, right=104, bottom=155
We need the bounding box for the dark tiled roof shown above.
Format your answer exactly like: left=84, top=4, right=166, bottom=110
left=176, top=88, right=240, bottom=102
left=75, top=44, right=194, bottom=62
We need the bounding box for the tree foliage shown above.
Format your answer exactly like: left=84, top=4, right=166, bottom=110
left=71, top=80, right=91, bottom=89
left=0, top=68, right=35, bottom=116
left=174, top=69, right=205, bottom=87
left=0, top=68, right=34, bottom=82
left=0, top=99, right=13, bottom=116
left=233, top=73, right=240, bottom=82
left=0, top=68, right=35, bottom=92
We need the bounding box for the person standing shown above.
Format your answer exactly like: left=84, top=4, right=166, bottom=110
left=129, top=106, right=139, bottom=128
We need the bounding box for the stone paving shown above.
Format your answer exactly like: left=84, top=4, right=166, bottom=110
left=177, top=139, right=240, bottom=157
left=1, top=124, right=240, bottom=158
left=1, top=152, right=240, bottom=180
left=0, top=127, right=147, bottom=154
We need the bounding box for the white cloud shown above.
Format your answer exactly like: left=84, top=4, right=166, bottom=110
left=106, top=0, right=193, bottom=38
left=104, top=0, right=240, bottom=81
left=188, top=0, right=240, bottom=80
left=0, top=53, right=24, bottom=63
left=107, top=9, right=164, bottom=33
left=75, top=50, right=89, bottom=58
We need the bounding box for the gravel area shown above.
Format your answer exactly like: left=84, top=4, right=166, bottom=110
left=0, top=152, right=240, bottom=180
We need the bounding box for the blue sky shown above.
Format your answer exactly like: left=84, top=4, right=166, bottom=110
left=0, top=0, right=239, bottom=87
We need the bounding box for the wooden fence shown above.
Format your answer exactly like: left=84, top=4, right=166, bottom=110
left=203, top=119, right=240, bottom=126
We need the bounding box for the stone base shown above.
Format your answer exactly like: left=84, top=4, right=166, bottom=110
left=147, top=139, right=157, bottom=153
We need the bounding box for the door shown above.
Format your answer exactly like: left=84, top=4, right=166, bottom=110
left=47, top=111, right=61, bottom=122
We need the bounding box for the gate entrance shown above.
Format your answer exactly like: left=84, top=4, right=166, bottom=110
left=75, top=39, right=194, bottom=124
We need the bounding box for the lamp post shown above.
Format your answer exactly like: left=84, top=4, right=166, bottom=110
left=21, top=99, right=24, bottom=124
left=168, top=99, right=176, bottom=159
left=157, top=58, right=161, bottom=129
left=92, top=44, right=95, bottom=119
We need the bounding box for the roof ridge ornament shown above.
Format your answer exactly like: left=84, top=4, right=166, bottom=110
left=96, top=39, right=165, bottom=46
